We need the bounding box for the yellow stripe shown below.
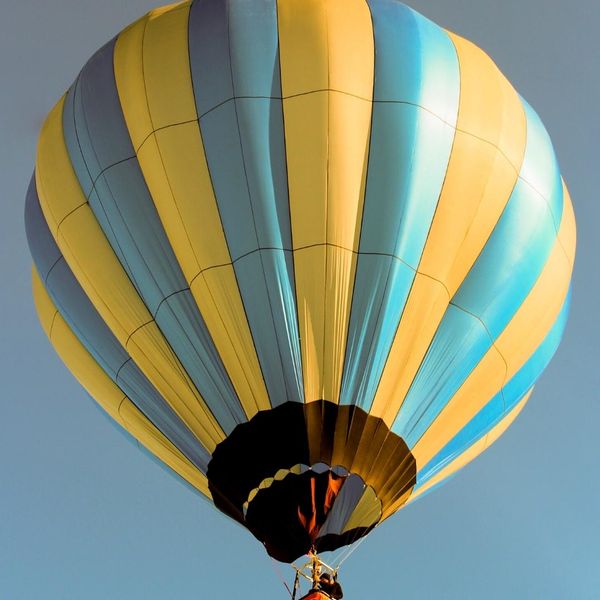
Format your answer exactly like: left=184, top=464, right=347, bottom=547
left=370, top=31, right=527, bottom=424
left=35, top=96, right=224, bottom=453
left=557, top=180, right=576, bottom=264
left=277, top=0, right=373, bottom=403
left=32, top=267, right=210, bottom=498
left=114, top=3, right=270, bottom=418
left=412, top=195, right=574, bottom=468
left=408, top=391, right=531, bottom=503
left=342, top=486, right=381, bottom=533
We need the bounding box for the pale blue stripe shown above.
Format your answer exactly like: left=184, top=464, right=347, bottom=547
left=392, top=306, right=491, bottom=446
left=340, top=2, right=459, bottom=409
left=190, top=0, right=303, bottom=406
left=24, top=176, right=61, bottom=282
left=519, top=98, right=564, bottom=229
left=188, top=0, right=233, bottom=116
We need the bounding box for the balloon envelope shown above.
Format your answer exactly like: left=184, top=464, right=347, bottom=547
left=26, top=0, right=575, bottom=563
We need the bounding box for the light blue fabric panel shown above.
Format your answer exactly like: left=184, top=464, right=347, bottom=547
left=190, top=0, right=303, bottom=406
left=63, top=87, right=94, bottom=197
left=519, top=98, right=564, bottom=230
left=155, top=290, right=246, bottom=425
left=234, top=251, right=303, bottom=405
left=115, top=361, right=210, bottom=471
left=198, top=103, right=259, bottom=259
left=340, top=2, right=458, bottom=409
left=417, top=292, right=570, bottom=487
left=88, top=164, right=181, bottom=314
left=392, top=306, right=492, bottom=446
left=188, top=0, right=233, bottom=116
left=318, top=475, right=370, bottom=537
left=24, top=175, right=62, bottom=281
left=47, top=260, right=128, bottom=378
left=367, top=0, right=461, bottom=117
left=25, top=181, right=211, bottom=471
left=340, top=254, right=414, bottom=408
left=227, top=0, right=282, bottom=98
left=358, top=1, right=459, bottom=260
left=67, top=38, right=134, bottom=179
left=61, top=31, right=245, bottom=433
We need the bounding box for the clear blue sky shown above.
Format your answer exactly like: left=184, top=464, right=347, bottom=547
left=1, top=1, right=598, bottom=598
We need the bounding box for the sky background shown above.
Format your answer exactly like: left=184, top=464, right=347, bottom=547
left=1, top=1, right=598, bottom=598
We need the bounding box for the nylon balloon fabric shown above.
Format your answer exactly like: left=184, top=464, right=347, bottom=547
left=26, top=0, right=576, bottom=563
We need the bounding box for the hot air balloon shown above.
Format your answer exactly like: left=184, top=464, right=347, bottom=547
left=25, top=0, right=575, bottom=588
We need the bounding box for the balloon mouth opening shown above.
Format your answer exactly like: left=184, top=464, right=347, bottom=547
left=207, top=400, right=417, bottom=563
left=243, top=462, right=382, bottom=562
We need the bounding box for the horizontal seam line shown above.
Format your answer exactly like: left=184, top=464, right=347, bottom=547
left=187, top=242, right=451, bottom=295
left=124, top=319, right=154, bottom=346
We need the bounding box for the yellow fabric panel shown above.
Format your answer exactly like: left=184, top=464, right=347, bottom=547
left=326, top=94, right=372, bottom=249
left=35, top=98, right=87, bottom=235
left=412, top=346, right=506, bottom=467
left=278, top=0, right=373, bottom=248
left=114, top=8, right=270, bottom=418
left=281, top=93, right=328, bottom=248
left=342, top=486, right=381, bottom=533
left=113, top=18, right=152, bottom=150
left=32, top=269, right=210, bottom=497
left=293, top=245, right=358, bottom=403
left=276, top=0, right=373, bottom=99
left=370, top=275, right=450, bottom=424
left=139, top=125, right=230, bottom=278
left=409, top=392, right=531, bottom=503
left=113, top=2, right=193, bottom=147
left=293, top=246, right=326, bottom=402
left=418, top=32, right=526, bottom=296
left=323, top=245, right=356, bottom=404
left=380, top=485, right=415, bottom=521
left=189, top=267, right=271, bottom=416
left=277, top=0, right=328, bottom=96
left=558, top=181, right=577, bottom=264
left=447, top=32, right=525, bottom=169
left=35, top=95, right=225, bottom=453
left=278, top=0, right=373, bottom=403
left=142, top=1, right=195, bottom=130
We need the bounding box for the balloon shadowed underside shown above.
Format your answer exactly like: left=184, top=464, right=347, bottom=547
left=208, top=400, right=416, bottom=562
left=26, top=0, right=575, bottom=562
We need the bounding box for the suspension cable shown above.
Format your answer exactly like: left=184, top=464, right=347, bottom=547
left=268, top=556, right=293, bottom=598
left=334, top=535, right=369, bottom=571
